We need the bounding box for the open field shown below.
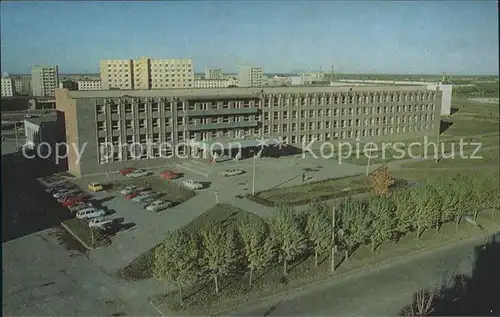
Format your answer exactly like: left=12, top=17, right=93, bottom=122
left=152, top=209, right=500, bottom=316
left=401, top=148, right=499, bottom=169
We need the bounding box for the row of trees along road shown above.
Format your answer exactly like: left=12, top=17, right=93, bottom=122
left=153, top=172, right=499, bottom=303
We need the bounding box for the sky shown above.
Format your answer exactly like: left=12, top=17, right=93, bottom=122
left=1, top=1, right=498, bottom=75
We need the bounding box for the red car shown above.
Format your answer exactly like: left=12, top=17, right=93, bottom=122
left=61, top=195, right=86, bottom=208
left=125, top=192, right=139, bottom=200
left=160, top=170, right=180, bottom=180
left=120, top=167, right=136, bottom=176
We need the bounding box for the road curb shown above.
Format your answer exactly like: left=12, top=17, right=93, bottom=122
left=60, top=222, right=94, bottom=250
left=219, top=228, right=500, bottom=316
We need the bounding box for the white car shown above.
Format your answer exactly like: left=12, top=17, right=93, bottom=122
left=146, top=200, right=172, bottom=212
left=126, top=169, right=150, bottom=178
left=183, top=180, right=203, bottom=190
left=68, top=202, right=93, bottom=213
left=88, top=217, right=113, bottom=228
left=131, top=191, right=155, bottom=203
left=53, top=188, right=79, bottom=199
left=220, top=169, right=244, bottom=177
left=120, top=185, right=137, bottom=195
left=76, top=208, right=106, bottom=219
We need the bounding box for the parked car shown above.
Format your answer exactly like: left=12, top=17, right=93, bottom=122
left=146, top=200, right=173, bottom=212
left=126, top=169, right=151, bottom=178
left=160, top=170, right=180, bottom=180
left=131, top=192, right=156, bottom=203
left=88, top=182, right=104, bottom=192
left=139, top=197, right=158, bottom=208
left=88, top=217, right=113, bottom=228
left=56, top=190, right=84, bottom=203
left=183, top=180, right=203, bottom=190
left=220, top=169, right=244, bottom=177
left=61, top=195, right=86, bottom=208
left=76, top=208, right=105, bottom=219
left=68, top=202, right=93, bottom=213
left=52, top=188, right=78, bottom=198
left=119, top=167, right=136, bottom=176
left=120, top=185, right=137, bottom=195
left=45, top=182, right=68, bottom=193
left=125, top=192, right=140, bottom=200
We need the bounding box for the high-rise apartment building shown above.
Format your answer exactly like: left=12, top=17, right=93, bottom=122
left=100, top=59, right=133, bottom=90
left=1, top=77, right=15, bottom=97
left=13, top=76, right=31, bottom=95
left=238, top=65, right=264, bottom=87
left=31, top=65, right=59, bottom=97
left=100, top=57, right=193, bottom=90
left=205, top=68, right=224, bottom=79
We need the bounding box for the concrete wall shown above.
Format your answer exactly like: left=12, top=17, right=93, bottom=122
left=427, top=84, right=452, bottom=116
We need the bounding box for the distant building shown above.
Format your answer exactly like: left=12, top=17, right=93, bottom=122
left=238, top=65, right=264, bottom=87
left=269, top=75, right=290, bottom=86
left=13, top=76, right=31, bottom=95
left=100, top=57, right=193, bottom=90
left=59, top=80, right=78, bottom=90
left=24, top=112, right=63, bottom=165
left=1, top=77, right=15, bottom=97
left=193, top=79, right=229, bottom=89
left=205, top=68, right=224, bottom=80
left=78, top=79, right=102, bottom=91
left=289, top=76, right=312, bottom=86
left=31, top=65, right=59, bottom=97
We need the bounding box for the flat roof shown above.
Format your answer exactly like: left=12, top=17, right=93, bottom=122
left=65, top=85, right=429, bottom=99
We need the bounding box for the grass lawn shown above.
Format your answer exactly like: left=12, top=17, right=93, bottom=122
left=152, top=210, right=500, bottom=316
left=119, top=203, right=257, bottom=281
left=62, top=218, right=110, bottom=249
left=401, top=148, right=499, bottom=169
left=392, top=167, right=499, bottom=184
left=251, top=175, right=371, bottom=206
left=112, top=176, right=195, bottom=204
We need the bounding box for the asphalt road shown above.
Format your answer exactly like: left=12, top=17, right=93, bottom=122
left=233, top=233, right=499, bottom=316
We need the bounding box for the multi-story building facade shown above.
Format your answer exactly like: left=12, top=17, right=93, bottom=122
left=238, top=66, right=264, bottom=87
left=194, top=79, right=230, bottom=89
left=205, top=68, right=224, bottom=79
left=56, top=86, right=441, bottom=176
left=31, top=65, right=59, bottom=97
left=1, top=77, right=15, bottom=97
left=13, top=76, right=31, bottom=95
left=100, top=57, right=193, bottom=90
left=78, top=79, right=102, bottom=91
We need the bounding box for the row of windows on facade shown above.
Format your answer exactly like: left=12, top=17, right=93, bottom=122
left=97, top=113, right=432, bottom=132
left=261, top=93, right=436, bottom=106
left=97, top=124, right=432, bottom=164
left=96, top=102, right=435, bottom=117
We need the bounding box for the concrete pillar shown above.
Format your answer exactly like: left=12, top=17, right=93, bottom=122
left=202, top=149, right=209, bottom=159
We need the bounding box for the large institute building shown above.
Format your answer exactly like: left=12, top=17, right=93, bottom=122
left=55, top=86, right=442, bottom=176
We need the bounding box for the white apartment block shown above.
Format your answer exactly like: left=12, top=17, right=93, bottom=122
left=100, top=59, right=133, bottom=90
left=78, top=79, right=102, bottom=91
left=193, top=79, right=229, bottom=89
left=205, top=68, right=224, bottom=79
left=1, top=77, right=14, bottom=97
left=31, top=65, right=59, bottom=97
left=100, top=57, right=193, bottom=90
left=238, top=65, right=264, bottom=87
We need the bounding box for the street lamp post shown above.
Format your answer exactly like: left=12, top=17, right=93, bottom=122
left=14, top=122, right=19, bottom=149
left=251, top=149, right=256, bottom=196
left=215, top=191, right=219, bottom=204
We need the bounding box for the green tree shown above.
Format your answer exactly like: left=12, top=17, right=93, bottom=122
left=412, top=184, right=442, bottom=239
left=453, top=176, right=474, bottom=228
left=306, top=203, right=332, bottom=267
left=270, top=204, right=309, bottom=275
left=470, top=174, right=498, bottom=221
left=338, top=198, right=358, bottom=260
left=201, top=223, right=240, bottom=294
left=368, top=196, right=397, bottom=251
left=434, top=182, right=460, bottom=229
left=153, top=230, right=201, bottom=302
left=392, top=188, right=417, bottom=238
left=238, top=215, right=276, bottom=286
